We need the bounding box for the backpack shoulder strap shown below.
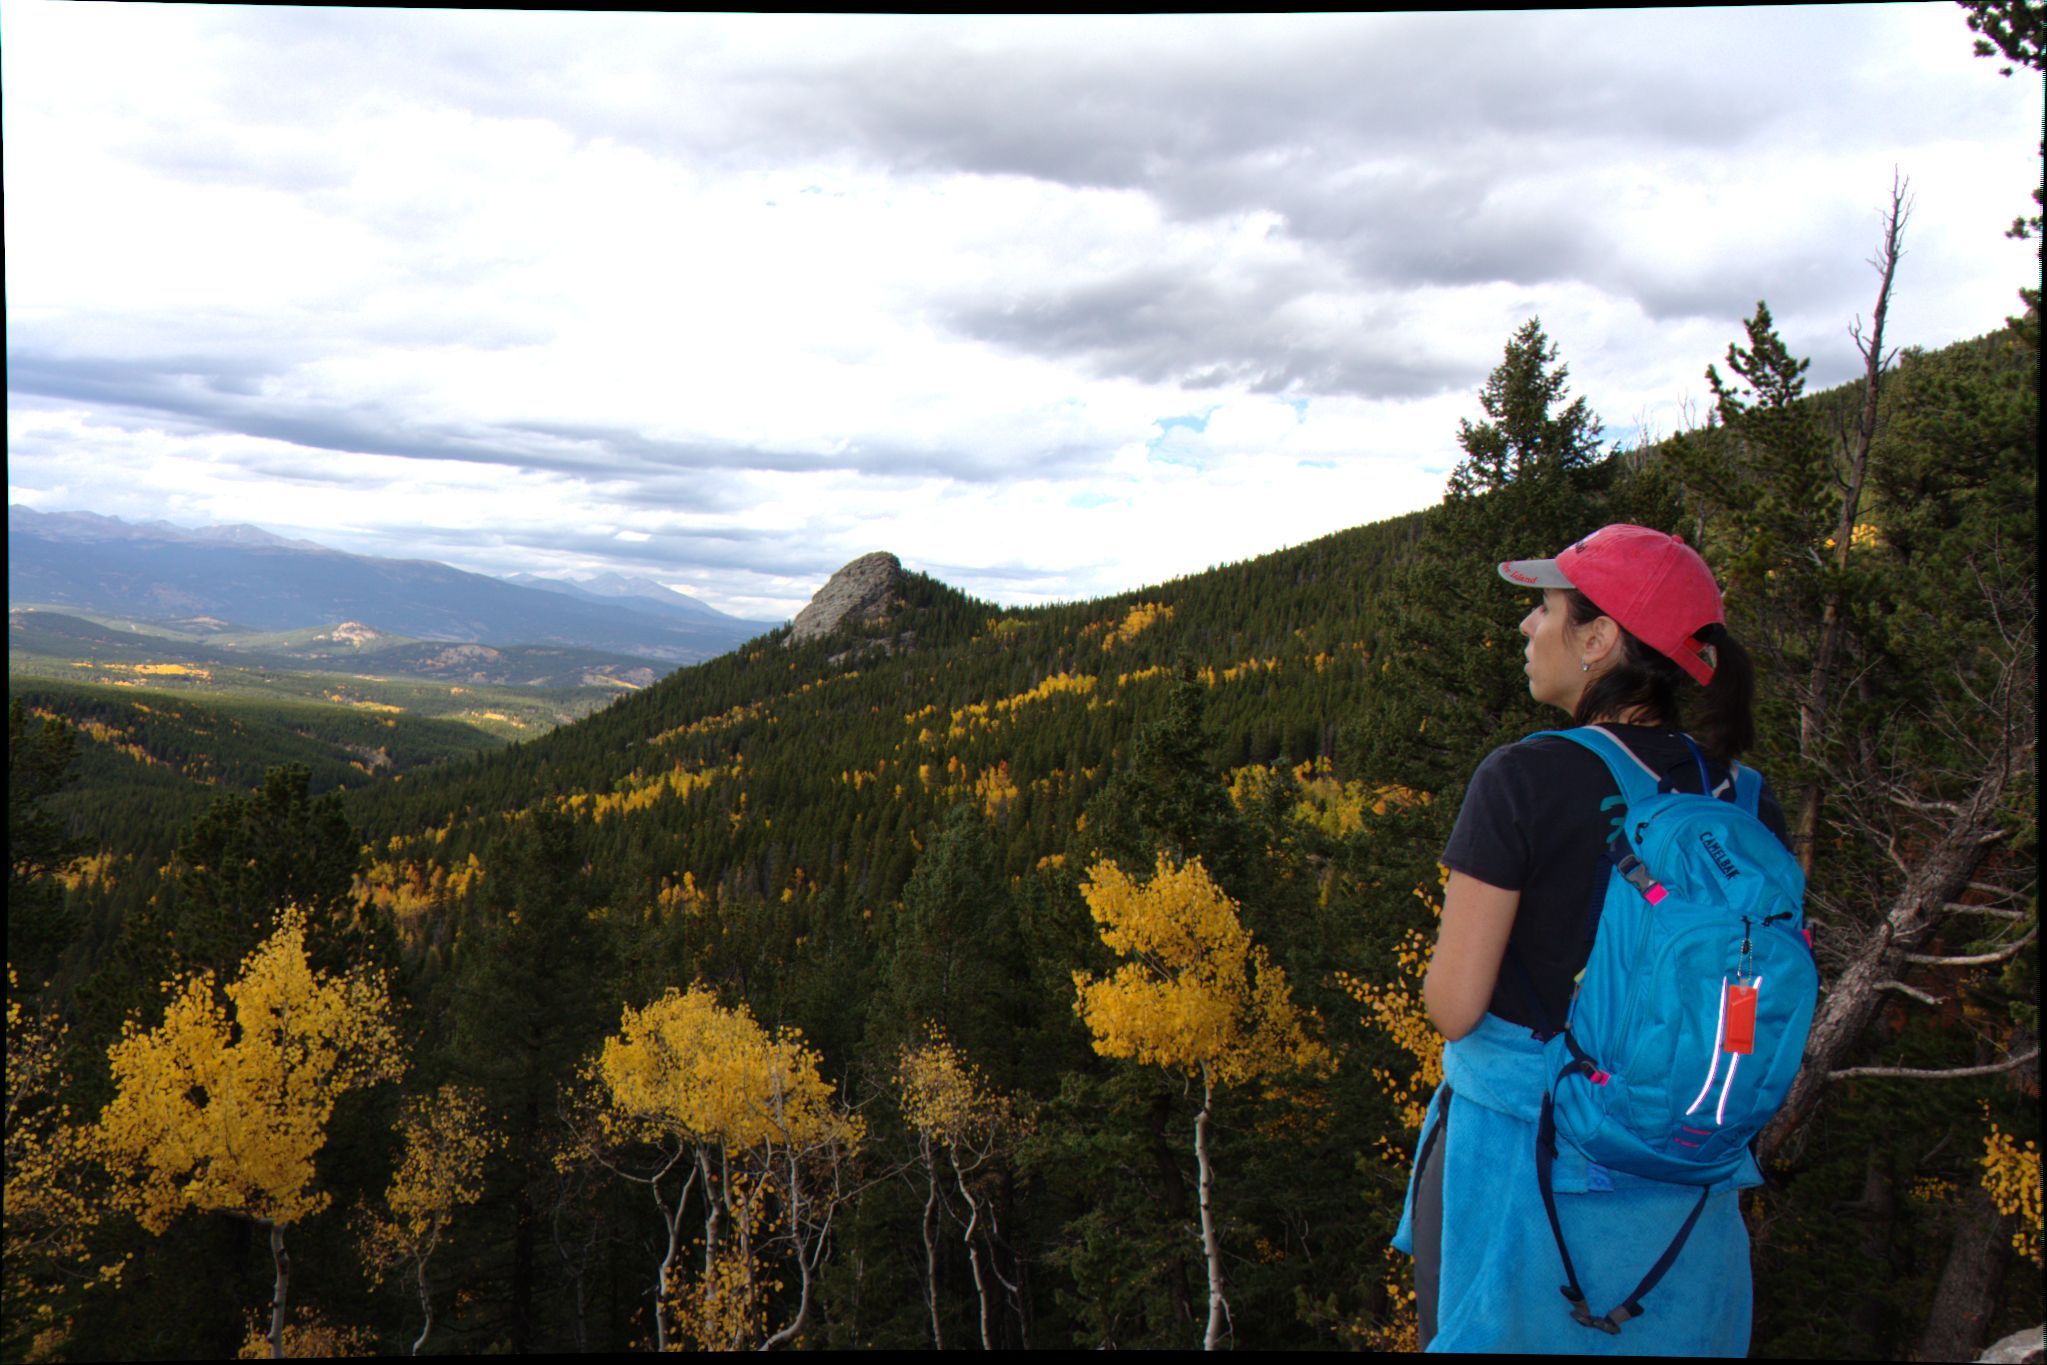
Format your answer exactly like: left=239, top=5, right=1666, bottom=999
left=1727, top=761, right=1764, bottom=816
left=1526, top=725, right=1662, bottom=809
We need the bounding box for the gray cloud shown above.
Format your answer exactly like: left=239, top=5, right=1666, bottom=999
left=941, top=258, right=1475, bottom=400
left=6, top=346, right=1097, bottom=493
left=10, top=6, right=2026, bottom=611
left=63, top=10, right=2007, bottom=400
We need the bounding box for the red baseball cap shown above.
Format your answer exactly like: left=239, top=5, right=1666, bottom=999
left=1497, top=524, right=1724, bottom=684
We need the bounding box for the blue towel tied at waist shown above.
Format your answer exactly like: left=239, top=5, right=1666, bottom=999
left=1392, top=1014, right=1759, bottom=1355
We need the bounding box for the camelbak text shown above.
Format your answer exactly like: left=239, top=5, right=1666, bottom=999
left=1700, top=831, right=1740, bottom=879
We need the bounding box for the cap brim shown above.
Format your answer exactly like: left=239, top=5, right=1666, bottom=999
left=1498, top=558, right=1574, bottom=589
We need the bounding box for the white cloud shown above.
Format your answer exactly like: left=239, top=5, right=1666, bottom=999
left=4, top=3, right=2038, bottom=620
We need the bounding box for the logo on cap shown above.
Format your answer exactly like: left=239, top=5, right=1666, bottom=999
left=1501, top=562, right=1542, bottom=584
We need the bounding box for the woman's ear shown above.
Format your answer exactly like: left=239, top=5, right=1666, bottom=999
left=1580, top=615, right=1623, bottom=671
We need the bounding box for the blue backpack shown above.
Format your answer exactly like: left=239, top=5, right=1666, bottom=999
left=1525, top=726, right=1818, bottom=1335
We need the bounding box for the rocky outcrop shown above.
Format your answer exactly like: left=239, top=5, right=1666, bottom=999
left=324, top=621, right=383, bottom=646
left=788, top=552, right=902, bottom=646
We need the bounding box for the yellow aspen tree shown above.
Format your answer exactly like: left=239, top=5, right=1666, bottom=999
left=586, top=984, right=863, bottom=1351
left=1071, top=855, right=1330, bottom=1351
left=97, top=907, right=404, bottom=1360
left=5, top=973, right=123, bottom=1361
left=234, top=1309, right=375, bottom=1358
left=356, top=1084, right=500, bottom=1355
left=895, top=1024, right=1036, bottom=1350
left=1335, top=866, right=1447, bottom=1352
left=1981, top=1117, right=2043, bottom=1267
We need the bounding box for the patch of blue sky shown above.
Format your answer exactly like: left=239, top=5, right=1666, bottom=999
left=1147, top=408, right=1216, bottom=468
left=1296, top=459, right=1338, bottom=470
left=1069, top=491, right=1120, bottom=509
left=1606, top=424, right=1651, bottom=454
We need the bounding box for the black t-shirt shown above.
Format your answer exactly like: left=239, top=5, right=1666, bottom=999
left=1441, top=724, right=1791, bottom=1034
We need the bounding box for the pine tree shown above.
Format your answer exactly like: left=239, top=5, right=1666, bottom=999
left=874, top=805, right=1028, bottom=1079
left=170, top=764, right=372, bottom=975
left=440, top=808, right=620, bottom=1353
left=8, top=700, right=85, bottom=981
left=1080, top=668, right=1248, bottom=892
left=1347, top=316, right=1610, bottom=809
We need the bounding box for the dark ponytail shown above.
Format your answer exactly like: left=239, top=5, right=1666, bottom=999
left=1565, top=594, right=1757, bottom=762
left=1687, top=623, right=1755, bottom=762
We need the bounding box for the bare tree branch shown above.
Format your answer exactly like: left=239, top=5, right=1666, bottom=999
left=1901, top=925, right=2037, bottom=967
left=1877, top=980, right=1946, bottom=1007
left=1828, top=1047, right=2038, bottom=1082
left=1943, top=903, right=2030, bottom=920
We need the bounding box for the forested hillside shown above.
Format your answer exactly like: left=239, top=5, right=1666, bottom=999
left=9, top=256, right=2038, bottom=1355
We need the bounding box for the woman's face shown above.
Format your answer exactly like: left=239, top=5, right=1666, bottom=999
left=1519, top=589, right=1585, bottom=713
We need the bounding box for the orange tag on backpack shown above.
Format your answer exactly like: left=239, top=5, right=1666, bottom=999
left=1723, top=983, right=1758, bottom=1055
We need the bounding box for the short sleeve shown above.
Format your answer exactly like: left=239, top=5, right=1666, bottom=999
left=1442, top=745, right=1532, bottom=891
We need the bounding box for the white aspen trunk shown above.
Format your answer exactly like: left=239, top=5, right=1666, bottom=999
left=922, top=1140, right=945, bottom=1350
left=1194, top=1069, right=1227, bottom=1352
left=411, top=1251, right=433, bottom=1356
left=953, top=1153, right=994, bottom=1350
left=651, top=1159, right=698, bottom=1353
left=700, top=1148, right=724, bottom=1277
left=760, top=1137, right=817, bottom=1351
left=267, top=1221, right=290, bottom=1359
left=731, top=1145, right=756, bottom=1351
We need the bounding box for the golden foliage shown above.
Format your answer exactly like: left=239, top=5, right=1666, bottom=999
left=972, top=761, right=1020, bottom=820
left=559, top=759, right=735, bottom=824
left=6, top=974, right=124, bottom=1342
left=358, top=1084, right=500, bottom=1288
left=669, top=1176, right=777, bottom=1351
left=97, top=907, right=405, bottom=1231
left=1349, top=1246, right=1420, bottom=1352
left=56, top=850, right=121, bottom=893
left=356, top=854, right=483, bottom=927
left=1982, top=1119, right=2043, bottom=1266
left=1337, top=870, right=1447, bottom=1143
left=943, top=671, right=1098, bottom=739
left=594, top=986, right=862, bottom=1153
left=236, top=1308, right=376, bottom=1358
left=586, top=987, right=863, bottom=1351
left=1071, top=856, right=1330, bottom=1086
left=895, top=1026, right=1034, bottom=1148
left=649, top=701, right=768, bottom=747
left=1095, top=602, right=1173, bottom=652
left=1225, top=759, right=1428, bottom=839
left=655, top=869, right=713, bottom=916
left=1114, top=663, right=1173, bottom=688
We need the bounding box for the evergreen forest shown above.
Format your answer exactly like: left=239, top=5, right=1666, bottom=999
left=7, top=22, right=2041, bottom=1357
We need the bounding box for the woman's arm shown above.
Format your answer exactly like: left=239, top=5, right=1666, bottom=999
left=1422, top=871, right=1521, bottom=1041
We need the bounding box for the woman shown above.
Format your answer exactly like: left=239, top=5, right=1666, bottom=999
left=1391, top=524, right=1788, bottom=1355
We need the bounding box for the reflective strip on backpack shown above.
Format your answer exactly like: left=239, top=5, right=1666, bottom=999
left=1684, top=974, right=1766, bottom=1124
left=1716, top=977, right=1761, bottom=1126
left=1685, top=978, right=1730, bottom=1117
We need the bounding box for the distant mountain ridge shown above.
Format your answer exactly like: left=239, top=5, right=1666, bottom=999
left=502, top=571, right=738, bottom=628
left=8, top=506, right=777, bottom=665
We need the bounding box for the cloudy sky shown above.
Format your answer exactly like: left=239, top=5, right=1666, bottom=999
left=4, top=5, right=2038, bottom=621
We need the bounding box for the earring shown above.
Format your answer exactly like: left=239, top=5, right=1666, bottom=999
left=1581, top=661, right=1592, bottom=672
